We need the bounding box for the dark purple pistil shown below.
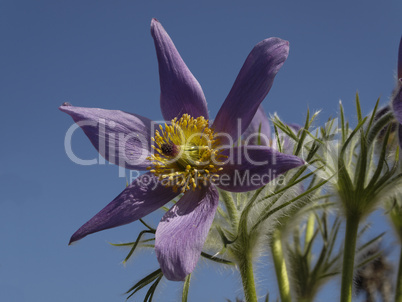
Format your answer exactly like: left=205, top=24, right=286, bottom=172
left=161, top=143, right=179, bottom=157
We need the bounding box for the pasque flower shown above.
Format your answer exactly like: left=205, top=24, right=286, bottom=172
left=391, top=37, right=402, bottom=132
left=60, top=19, right=304, bottom=281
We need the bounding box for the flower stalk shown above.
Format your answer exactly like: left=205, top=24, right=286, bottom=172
left=390, top=203, right=402, bottom=302
left=232, top=190, right=261, bottom=302
left=396, top=247, right=402, bottom=302
left=304, top=213, right=315, bottom=245
left=238, top=244, right=258, bottom=302
left=182, top=274, right=191, bottom=302
left=271, top=229, right=292, bottom=302
left=219, top=189, right=240, bottom=231
left=340, top=213, right=360, bottom=302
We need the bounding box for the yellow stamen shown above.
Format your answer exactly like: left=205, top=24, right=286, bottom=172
left=147, top=114, right=223, bottom=192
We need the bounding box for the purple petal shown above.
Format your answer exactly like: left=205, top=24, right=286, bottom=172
left=151, top=19, right=208, bottom=121
left=392, top=83, right=402, bottom=125
left=393, top=38, right=402, bottom=125
left=213, top=38, right=289, bottom=143
left=216, top=146, right=305, bottom=192
left=399, top=124, right=402, bottom=150
left=59, top=104, right=153, bottom=170
left=398, top=36, right=402, bottom=80
left=155, top=185, right=219, bottom=281
left=69, top=173, right=179, bottom=244
left=243, top=105, right=271, bottom=145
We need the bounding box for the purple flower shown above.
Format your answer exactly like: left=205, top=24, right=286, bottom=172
left=60, top=19, right=304, bottom=281
left=392, top=37, right=402, bottom=123
left=391, top=37, right=402, bottom=146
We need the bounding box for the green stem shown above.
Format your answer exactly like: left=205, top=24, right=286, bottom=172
left=271, top=229, right=291, bottom=302
left=390, top=205, right=402, bottom=302
left=238, top=250, right=258, bottom=302
left=182, top=274, right=191, bottom=302
left=395, top=245, right=402, bottom=302
left=304, top=213, right=315, bottom=248
left=219, top=189, right=239, bottom=231
left=340, top=214, right=360, bottom=302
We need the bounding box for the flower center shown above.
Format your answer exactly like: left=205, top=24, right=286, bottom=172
left=147, top=114, right=224, bottom=193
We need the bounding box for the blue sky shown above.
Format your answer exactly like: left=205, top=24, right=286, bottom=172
left=0, top=0, right=401, bottom=301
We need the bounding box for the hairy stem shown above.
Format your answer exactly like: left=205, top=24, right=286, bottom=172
left=238, top=250, right=258, bottom=302
left=271, top=229, right=292, bottom=302
left=219, top=189, right=239, bottom=231
left=304, top=213, right=315, bottom=247
left=340, top=214, right=360, bottom=302
left=396, top=245, right=402, bottom=302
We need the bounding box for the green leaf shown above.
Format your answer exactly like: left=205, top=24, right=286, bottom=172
left=123, top=230, right=155, bottom=263
left=356, top=251, right=382, bottom=269
left=200, top=251, right=234, bottom=265
left=366, top=111, right=394, bottom=146
left=366, top=124, right=392, bottom=189
left=251, top=178, right=330, bottom=233
left=355, top=93, right=362, bottom=122
left=353, top=127, right=367, bottom=193
left=365, top=97, right=380, bottom=135
left=143, top=275, right=163, bottom=302
left=215, top=225, right=237, bottom=246
left=339, top=101, right=346, bottom=143
left=126, top=269, right=163, bottom=300
left=140, top=219, right=156, bottom=231
left=273, top=124, right=283, bottom=153
left=356, top=232, right=385, bottom=254
left=294, top=109, right=310, bottom=156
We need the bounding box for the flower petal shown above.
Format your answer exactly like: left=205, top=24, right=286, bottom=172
left=213, top=38, right=289, bottom=143
left=398, top=36, right=402, bottom=80
left=155, top=185, right=219, bottom=281
left=399, top=124, right=402, bottom=150
left=60, top=104, right=153, bottom=170
left=216, top=146, right=304, bottom=192
left=393, top=37, right=402, bottom=125
left=243, top=105, right=271, bottom=145
left=69, top=173, right=179, bottom=244
left=151, top=19, right=208, bottom=121
left=392, top=84, right=402, bottom=125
